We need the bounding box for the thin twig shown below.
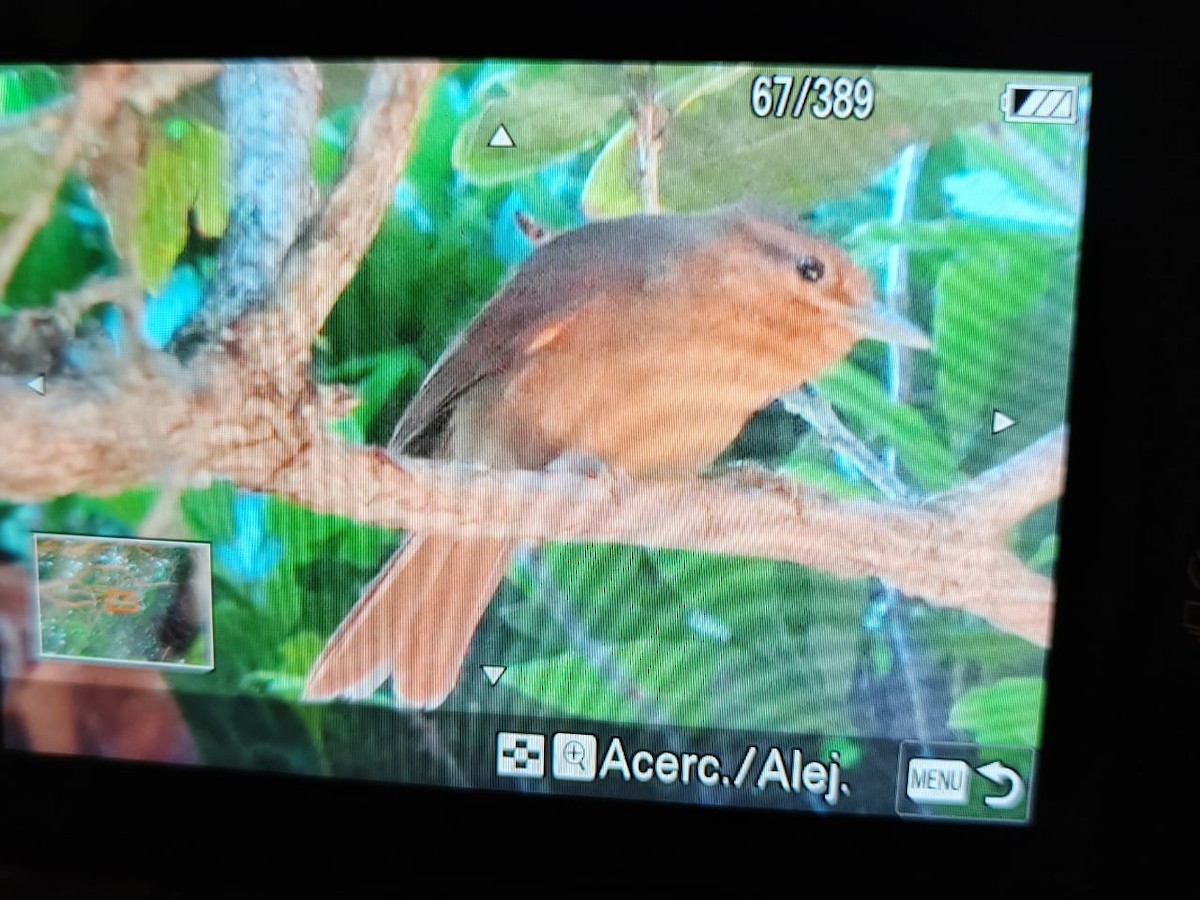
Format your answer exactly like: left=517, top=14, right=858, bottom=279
left=516, top=548, right=675, bottom=729
left=0, top=65, right=135, bottom=293
left=877, top=142, right=931, bottom=742
left=780, top=385, right=916, bottom=502
left=122, top=63, right=223, bottom=115
left=414, top=713, right=470, bottom=788
left=514, top=210, right=554, bottom=246
left=0, top=95, right=74, bottom=142
left=628, top=66, right=664, bottom=214
left=287, top=61, right=442, bottom=345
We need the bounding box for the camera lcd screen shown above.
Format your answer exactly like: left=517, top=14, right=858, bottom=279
left=0, top=60, right=1089, bottom=825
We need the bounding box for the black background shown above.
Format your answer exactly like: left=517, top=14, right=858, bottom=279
left=0, top=9, right=1195, bottom=894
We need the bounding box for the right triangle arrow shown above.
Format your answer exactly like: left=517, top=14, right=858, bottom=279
left=482, top=665, right=507, bottom=686
left=992, top=409, right=1016, bottom=435
left=487, top=124, right=515, bottom=148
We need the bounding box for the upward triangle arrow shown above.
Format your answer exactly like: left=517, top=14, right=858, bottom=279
left=487, top=124, right=515, bottom=148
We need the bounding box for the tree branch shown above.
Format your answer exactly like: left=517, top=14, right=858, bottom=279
left=168, top=62, right=322, bottom=358
left=0, top=60, right=1061, bottom=652
left=258, top=429, right=1063, bottom=647
left=628, top=66, right=665, bottom=214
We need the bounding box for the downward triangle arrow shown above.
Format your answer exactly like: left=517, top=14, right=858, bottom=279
left=487, top=124, right=515, bottom=148
left=482, top=665, right=507, bottom=686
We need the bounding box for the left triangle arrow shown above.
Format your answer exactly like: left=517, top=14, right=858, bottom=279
left=26, top=374, right=46, bottom=396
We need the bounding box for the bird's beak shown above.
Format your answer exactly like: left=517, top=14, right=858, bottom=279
left=850, top=302, right=932, bottom=350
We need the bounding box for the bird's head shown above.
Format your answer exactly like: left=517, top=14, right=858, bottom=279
left=710, top=210, right=931, bottom=353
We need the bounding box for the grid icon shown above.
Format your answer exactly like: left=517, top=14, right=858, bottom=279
left=496, top=732, right=546, bottom=778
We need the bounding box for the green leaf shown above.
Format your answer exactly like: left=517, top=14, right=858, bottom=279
left=506, top=552, right=872, bottom=732
left=819, top=737, right=864, bottom=770
left=504, top=645, right=642, bottom=723
left=848, top=218, right=1073, bottom=257
left=781, top=456, right=879, bottom=500
left=933, top=235, right=1056, bottom=459
left=181, top=481, right=239, bottom=543
left=323, top=346, right=426, bottom=445
left=73, top=488, right=160, bottom=531
left=1027, top=534, right=1059, bottom=573
left=0, top=65, right=66, bottom=116
left=540, top=544, right=681, bottom=645
left=816, top=362, right=959, bottom=491
left=261, top=567, right=304, bottom=633
left=955, top=127, right=1080, bottom=212
left=948, top=676, right=1045, bottom=747
left=452, top=65, right=628, bottom=186
left=584, top=68, right=1029, bottom=217
left=264, top=496, right=396, bottom=567
left=916, top=609, right=1045, bottom=682
left=870, top=641, right=894, bottom=677
left=278, top=631, right=324, bottom=676
left=4, top=177, right=115, bottom=307
left=650, top=550, right=794, bottom=637
left=137, top=119, right=228, bottom=289
left=453, top=63, right=750, bottom=190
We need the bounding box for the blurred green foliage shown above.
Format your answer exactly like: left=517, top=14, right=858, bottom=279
left=948, top=677, right=1045, bottom=746
left=0, top=62, right=1088, bottom=770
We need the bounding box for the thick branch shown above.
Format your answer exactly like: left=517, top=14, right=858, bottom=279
left=933, top=427, right=1068, bottom=536
left=0, top=352, right=1063, bottom=646
left=181, top=62, right=441, bottom=386
left=255, top=428, right=1062, bottom=646
left=169, top=62, right=322, bottom=358
left=0, top=62, right=443, bottom=494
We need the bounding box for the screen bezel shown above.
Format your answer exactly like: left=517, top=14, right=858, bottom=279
left=0, top=19, right=1184, bottom=888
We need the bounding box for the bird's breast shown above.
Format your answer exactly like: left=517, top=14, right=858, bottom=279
left=471, top=293, right=854, bottom=477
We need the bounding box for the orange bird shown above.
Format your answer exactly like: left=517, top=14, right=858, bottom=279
left=303, top=208, right=929, bottom=708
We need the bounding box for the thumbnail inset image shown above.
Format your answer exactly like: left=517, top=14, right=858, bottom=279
left=32, top=534, right=214, bottom=672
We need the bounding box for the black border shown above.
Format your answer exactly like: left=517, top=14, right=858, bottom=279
left=1, top=13, right=1191, bottom=893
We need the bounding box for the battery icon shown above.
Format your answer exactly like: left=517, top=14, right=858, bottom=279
left=1000, top=84, right=1078, bottom=124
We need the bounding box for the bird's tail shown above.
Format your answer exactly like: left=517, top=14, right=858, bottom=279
left=302, top=534, right=513, bottom=708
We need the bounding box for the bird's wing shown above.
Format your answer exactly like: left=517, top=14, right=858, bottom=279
left=389, top=221, right=682, bottom=457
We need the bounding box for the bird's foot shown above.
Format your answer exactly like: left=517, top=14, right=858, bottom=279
left=547, top=452, right=631, bottom=504
left=713, top=460, right=803, bottom=505
left=547, top=451, right=614, bottom=478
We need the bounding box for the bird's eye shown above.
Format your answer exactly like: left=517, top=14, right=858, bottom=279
left=796, top=256, right=825, bottom=282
